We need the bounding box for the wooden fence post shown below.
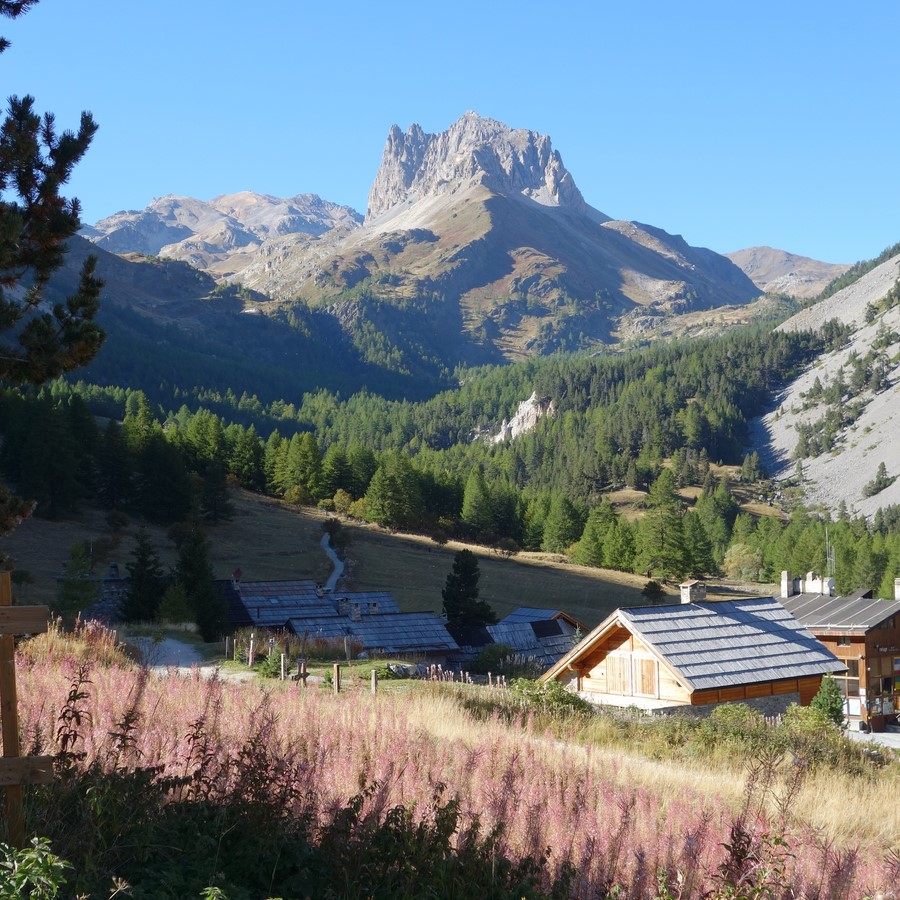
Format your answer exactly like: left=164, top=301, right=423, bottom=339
left=0, top=572, right=52, bottom=847
left=333, top=663, right=341, bottom=694
left=370, top=669, right=378, bottom=695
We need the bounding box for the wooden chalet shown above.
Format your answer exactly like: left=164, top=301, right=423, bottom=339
left=780, top=571, right=900, bottom=731
left=540, top=584, right=843, bottom=714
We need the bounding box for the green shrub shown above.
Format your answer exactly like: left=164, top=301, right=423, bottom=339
left=0, top=838, right=73, bottom=899
left=510, top=678, right=594, bottom=715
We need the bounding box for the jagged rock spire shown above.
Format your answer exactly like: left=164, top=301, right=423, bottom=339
left=366, top=111, right=587, bottom=223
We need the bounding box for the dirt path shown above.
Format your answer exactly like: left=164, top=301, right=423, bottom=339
left=321, top=531, right=344, bottom=591
left=128, top=635, right=256, bottom=683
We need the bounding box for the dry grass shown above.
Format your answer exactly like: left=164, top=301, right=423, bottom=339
left=401, top=687, right=900, bottom=850
left=1, top=490, right=661, bottom=627
left=0, top=493, right=333, bottom=606
left=338, top=524, right=650, bottom=626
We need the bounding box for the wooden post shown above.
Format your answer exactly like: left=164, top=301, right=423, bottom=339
left=370, top=669, right=378, bottom=695
left=280, top=653, right=285, bottom=681
left=333, top=663, right=341, bottom=694
left=224, top=636, right=232, bottom=660
left=0, top=572, right=52, bottom=848
left=248, top=633, right=255, bottom=668
left=0, top=573, right=21, bottom=847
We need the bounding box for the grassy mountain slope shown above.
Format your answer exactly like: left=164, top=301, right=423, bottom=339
left=4, top=489, right=661, bottom=627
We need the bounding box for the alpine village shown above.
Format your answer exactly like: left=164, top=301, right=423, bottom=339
left=1, top=4, right=899, bottom=899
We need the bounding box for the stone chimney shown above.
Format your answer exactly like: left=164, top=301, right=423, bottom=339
left=679, top=580, right=706, bottom=604
left=803, top=572, right=835, bottom=597
left=780, top=571, right=793, bottom=599
left=351, top=602, right=361, bottom=622
left=369, top=601, right=379, bottom=615
left=337, top=597, right=349, bottom=616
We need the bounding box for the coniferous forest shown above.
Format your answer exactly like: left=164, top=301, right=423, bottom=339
left=6, top=318, right=900, bottom=598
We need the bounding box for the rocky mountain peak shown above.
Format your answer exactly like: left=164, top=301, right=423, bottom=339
left=366, top=112, right=590, bottom=224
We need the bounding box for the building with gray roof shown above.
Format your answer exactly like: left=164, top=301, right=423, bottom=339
left=779, top=570, right=900, bottom=731
left=542, top=590, right=844, bottom=715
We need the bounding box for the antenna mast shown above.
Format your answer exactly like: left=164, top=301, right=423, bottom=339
left=825, top=525, right=835, bottom=579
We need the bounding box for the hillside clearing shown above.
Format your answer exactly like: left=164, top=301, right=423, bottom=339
left=0, top=489, right=772, bottom=627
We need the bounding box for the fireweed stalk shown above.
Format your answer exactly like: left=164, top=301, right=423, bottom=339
left=13, top=652, right=898, bottom=898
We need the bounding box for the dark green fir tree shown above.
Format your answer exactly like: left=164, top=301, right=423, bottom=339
left=442, top=549, right=496, bottom=626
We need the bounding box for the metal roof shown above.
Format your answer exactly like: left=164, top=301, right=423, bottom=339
left=445, top=624, right=492, bottom=647
left=543, top=598, right=844, bottom=691
left=531, top=619, right=565, bottom=639
left=286, top=612, right=458, bottom=654
left=780, top=593, right=900, bottom=633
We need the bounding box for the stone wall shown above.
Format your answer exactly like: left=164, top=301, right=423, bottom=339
left=656, top=692, right=801, bottom=719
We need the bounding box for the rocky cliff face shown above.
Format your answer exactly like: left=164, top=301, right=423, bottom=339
left=366, top=111, right=598, bottom=224
left=751, top=252, right=900, bottom=517
left=490, top=392, right=555, bottom=443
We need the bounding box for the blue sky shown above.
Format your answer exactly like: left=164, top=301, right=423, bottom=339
left=4, top=1, right=897, bottom=263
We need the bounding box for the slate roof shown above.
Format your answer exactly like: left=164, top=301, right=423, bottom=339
left=780, top=593, right=900, bottom=634
left=286, top=612, right=458, bottom=654
left=446, top=617, right=576, bottom=669
left=231, top=581, right=400, bottom=628
left=543, top=598, right=844, bottom=692
left=445, top=624, right=492, bottom=647
left=503, top=607, right=564, bottom=623
left=501, top=607, right=587, bottom=631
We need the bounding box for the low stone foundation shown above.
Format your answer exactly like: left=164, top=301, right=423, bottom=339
left=655, top=692, right=801, bottom=719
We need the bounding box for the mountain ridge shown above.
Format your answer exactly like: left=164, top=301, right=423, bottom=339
left=725, top=246, right=849, bottom=299
left=81, top=113, right=764, bottom=362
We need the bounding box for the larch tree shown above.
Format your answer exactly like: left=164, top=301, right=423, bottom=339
left=810, top=674, right=846, bottom=730
left=461, top=468, right=494, bottom=537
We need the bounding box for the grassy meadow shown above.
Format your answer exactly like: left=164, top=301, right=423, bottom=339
left=9, top=623, right=899, bottom=898
left=0, top=488, right=708, bottom=628
left=1, top=486, right=777, bottom=630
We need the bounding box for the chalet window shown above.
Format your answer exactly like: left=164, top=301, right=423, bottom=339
left=836, top=677, right=860, bottom=698
left=836, top=636, right=851, bottom=646
left=834, top=660, right=860, bottom=698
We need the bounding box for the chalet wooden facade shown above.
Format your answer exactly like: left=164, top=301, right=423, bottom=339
left=780, top=572, right=900, bottom=731
left=541, top=591, right=844, bottom=713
